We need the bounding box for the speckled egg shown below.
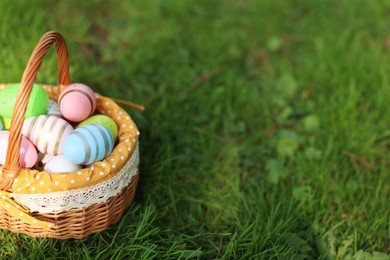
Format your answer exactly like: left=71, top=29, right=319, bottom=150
left=44, top=155, right=82, bottom=174
left=0, top=83, right=49, bottom=119
left=62, top=124, right=114, bottom=165
left=77, top=114, right=118, bottom=142
left=0, top=131, right=38, bottom=168
left=58, top=83, right=96, bottom=122
left=0, top=116, right=11, bottom=130
left=22, top=115, right=74, bottom=155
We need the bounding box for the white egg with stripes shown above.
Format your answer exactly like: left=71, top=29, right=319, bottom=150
left=62, top=124, right=114, bottom=165
left=22, top=115, right=74, bottom=155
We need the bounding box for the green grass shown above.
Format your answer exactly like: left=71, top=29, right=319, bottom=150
left=0, top=0, right=389, bottom=259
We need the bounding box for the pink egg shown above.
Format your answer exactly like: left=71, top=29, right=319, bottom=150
left=0, top=131, right=38, bottom=168
left=58, top=83, right=96, bottom=122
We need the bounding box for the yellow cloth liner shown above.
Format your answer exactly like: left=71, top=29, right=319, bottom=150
left=0, top=84, right=140, bottom=227
left=0, top=188, right=52, bottom=228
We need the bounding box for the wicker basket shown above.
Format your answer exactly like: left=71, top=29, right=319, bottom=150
left=0, top=32, right=140, bottom=239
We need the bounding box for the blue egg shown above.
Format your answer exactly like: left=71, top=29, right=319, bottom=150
left=62, top=124, right=114, bottom=165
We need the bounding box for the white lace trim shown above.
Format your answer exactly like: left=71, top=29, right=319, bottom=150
left=12, top=145, right=139, bottom=213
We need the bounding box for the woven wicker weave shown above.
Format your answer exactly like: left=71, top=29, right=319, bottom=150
left=0, top=31, right=140, bottom=239
left=0, top=173, right=139, bottom=239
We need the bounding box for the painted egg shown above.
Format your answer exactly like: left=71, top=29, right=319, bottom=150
left=34, top=153, right=54, bottom=171
left=63, top=124, right=114, bottom=165
left=46, top=99, right=62, bottom=117
left=0, top=131, right=38, bottom=168
left=0, top=83, right=49, bottom=119
left=77, top=115, right=118, bottom=142
left=0, top=116, right=11, bottom=130
left=58, top=83, right=96, bottom=122
left=44, top=155, right=82, bottom=174
left=22, top=115, right=74, bottom=155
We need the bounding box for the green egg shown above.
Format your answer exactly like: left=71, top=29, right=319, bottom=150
left=0, top=116, right=11, bottom=130
left=0, top=83, right=49, bottom=119
left=77, top=114, right=118, bottom=141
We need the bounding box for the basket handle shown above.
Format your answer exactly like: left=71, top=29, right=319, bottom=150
left=0, top=31, right=71, bottom=190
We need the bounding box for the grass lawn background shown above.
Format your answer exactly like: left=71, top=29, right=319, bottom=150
left=0, top=0, right=389, bottom=259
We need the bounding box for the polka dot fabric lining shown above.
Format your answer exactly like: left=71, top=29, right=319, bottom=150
left=0, top=84, right=139, bottom=194
left=12, top=145, right=139, bottom=213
